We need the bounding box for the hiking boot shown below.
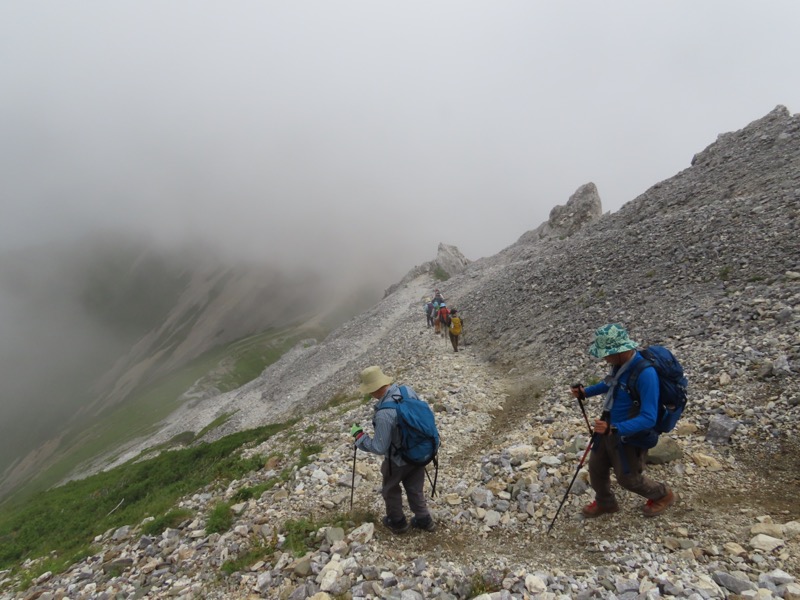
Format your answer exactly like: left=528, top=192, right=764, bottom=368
left=581, top=500, right=620, bottom=518
left=382, top=516, right=410, bottom=534
left=411, top=515, right=436, bottom=532
left=643, top=489, right=675, bottom=517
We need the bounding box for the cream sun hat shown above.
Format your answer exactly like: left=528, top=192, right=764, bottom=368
left=358, top=366, right=394, bottom=394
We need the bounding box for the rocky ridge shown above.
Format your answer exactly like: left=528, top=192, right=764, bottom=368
left=515, top=182, right=603, bottom=246
left=385, top=244, right=472, bottom=298
left=3, top=105, right=799, bottom=599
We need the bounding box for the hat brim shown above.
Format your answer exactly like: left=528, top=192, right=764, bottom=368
left=589, top=339, right=638, bottom=359
left=359, top=374, right=393, bottom=394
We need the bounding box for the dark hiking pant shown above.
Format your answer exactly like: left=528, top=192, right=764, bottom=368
left=426, top=314, right=434, bottom=327
left=588, top=433, right=667, bottom=507
left=449, top=331, right=459, bottom=352
left=381, top=459, right=430, bottom=522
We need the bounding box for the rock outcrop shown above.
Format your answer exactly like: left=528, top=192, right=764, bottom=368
left=384, top=242, right=471, bottom=297
left=515, top=182, right=603, bottom=245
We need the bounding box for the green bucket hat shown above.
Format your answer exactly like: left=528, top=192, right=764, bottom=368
left=588, top=324, right=638, bottom=358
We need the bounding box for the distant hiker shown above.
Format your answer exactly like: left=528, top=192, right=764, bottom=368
left=448, top=309, right=463, bottom=352
left=436, top=303, right=450, bottom=337
left=433, top=289, right=445, bottom=306
left=571, top=324, right=675, bottom=518
left=351, top=366, right=436, bottom=534
left=424, top=298, right=435, bottom=328
left=432, top=300, right=442, bottom=334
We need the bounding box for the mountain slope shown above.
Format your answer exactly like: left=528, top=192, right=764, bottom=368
left=3, top=105, right=799, bottom=598
left=118, top=106, right=799, bottom=462
left=0, top=236, right=380, bottom=502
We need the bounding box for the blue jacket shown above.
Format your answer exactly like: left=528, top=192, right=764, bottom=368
left=584, top=352, right=659, bottom=437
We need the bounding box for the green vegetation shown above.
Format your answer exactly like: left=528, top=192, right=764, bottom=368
left=324, top=392, right=355, bottom=410
left=216, top=329, right=326, bottom=393
left=221, top=539, right=275, bottom=575
left=206, top=502, right=234, bottom=534
left=232, top=482, right=272, bottom=502
left=469, top=571, right=501, bottom=596
left=283, top=517, right=318, bottom=556
left=298, top=444, right=323, bottom=468
left=141, top=508, right=193, bottom=536
left=195, top=411, right=236, bottom=441
left=16, top=549, right=94, bottom=592
left=719, top=265, right=732, bottom=280
left=281, top=511, right=367, bottom=557
left=0, top=422, right=289, bottom=573
left=6, top=327, right=327, bottom=506
left=161, top=431, right=196, bottom=448
left=433, top=266, right=450, bottom=281
left=218, top=510, right=377, bottom=577
left=322, top=391, right=366, bottom=415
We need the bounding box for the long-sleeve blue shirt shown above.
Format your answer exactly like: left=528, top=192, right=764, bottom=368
left=355, top=383, right=410, bottom=466
left=584, top=352, right=659, bottom=437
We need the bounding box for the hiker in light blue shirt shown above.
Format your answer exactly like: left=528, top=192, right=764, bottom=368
left=350, top=366, right=435, bottom=534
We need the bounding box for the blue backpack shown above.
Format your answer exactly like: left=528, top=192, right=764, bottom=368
left=627, top=346, right=689, bottom=434
left=377, top=385, right=440, bottom=466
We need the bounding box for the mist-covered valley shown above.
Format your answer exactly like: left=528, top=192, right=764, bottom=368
left=0, top=232, right=384, bottom=502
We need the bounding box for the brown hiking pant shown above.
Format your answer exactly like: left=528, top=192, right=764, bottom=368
left=449, top=331, right=459, bottom=351
left=588, top=434, right=667, bottom=506
left=381, top=459, right=430, bottom=522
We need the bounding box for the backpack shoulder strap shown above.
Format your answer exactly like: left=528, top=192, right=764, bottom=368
left=626, top=357, right=653, bottom=418
left=375, top=387, right=406, bottom=413
left=381, top=385, right=413, bottom=405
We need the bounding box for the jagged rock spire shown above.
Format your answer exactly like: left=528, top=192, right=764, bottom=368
left=516, top=182, right=603, bottom=245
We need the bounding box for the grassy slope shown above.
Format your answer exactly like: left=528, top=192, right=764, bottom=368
left=0, top=422, right=293, bottom=582
left=4, top=324, right=327, bottom=507
left=0, top=394, right=357, bottom=589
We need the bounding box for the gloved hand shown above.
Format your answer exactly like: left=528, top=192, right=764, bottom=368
left=350, top=424, right=364, bottom=440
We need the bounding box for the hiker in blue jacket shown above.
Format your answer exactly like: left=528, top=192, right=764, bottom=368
left=571, top=324, right=675, bottom=518
left=350, top=366, right=435, bottom=533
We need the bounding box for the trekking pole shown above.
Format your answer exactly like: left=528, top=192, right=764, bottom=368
left=571, top=383, right=593, bottom=437
left=349, top=444, right=357, bottom=511
left=424, top=455, right=439, bottom=497
left=546, top=410, right=609, bottom=534
left=547, top=434, right=594, bottom=534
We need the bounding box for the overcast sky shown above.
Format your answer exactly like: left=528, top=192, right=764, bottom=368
left=2, top=1, right=799, bottom=281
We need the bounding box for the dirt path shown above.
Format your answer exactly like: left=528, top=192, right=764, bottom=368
left=360, top=352, right=800, bottom=578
